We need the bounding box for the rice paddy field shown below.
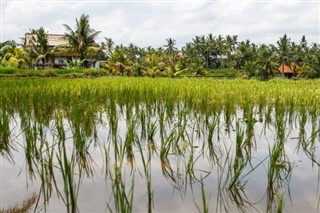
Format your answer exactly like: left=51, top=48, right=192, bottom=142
left=1, top=77, right=320, bottom=212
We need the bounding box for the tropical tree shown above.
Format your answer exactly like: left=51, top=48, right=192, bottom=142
left=275, top=34, right=292, bottom=77
left=299, top=45, right=320, bottom=78
left=63, top=14, right=101, bottom=66
left=225, top=35, right=238, bottom=68
left=24, top=27, right=54, bottom=67
left=255, top=45, right=277, bottom=80
left=164, top=62, right=187, bottom=78
left=105, top=49, right=133, bottom=76
left=104, top=37, right=114, bottom=57
left=189, top=57, right=207, bottom=77
left=0, top=45, right=30, bottom=68
left=164, top=38, right=178, bottom=59
left=0, top=40, right=17, bottom=59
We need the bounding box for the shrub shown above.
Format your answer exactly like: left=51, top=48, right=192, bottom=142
left=83, top=69, right=108, bottom=77
left=42, top=70, right=58, bottom=77
left=0, top=67, right=18, bottom=74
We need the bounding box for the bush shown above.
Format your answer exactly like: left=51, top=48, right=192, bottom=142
left=0, top=67, right=18, bottom=74
left=54, top=68, right=85, bottom=75
left=42, top=70, right=58, bottom=77
left=63, top=73, right=83, bottom=78
left=83, top=69, right=108, bottom=77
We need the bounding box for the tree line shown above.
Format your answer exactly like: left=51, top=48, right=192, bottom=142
left=1, top=14, right=319, bottom=79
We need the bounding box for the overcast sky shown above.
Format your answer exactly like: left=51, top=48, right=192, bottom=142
left=1, top=0, right=319, bottom=48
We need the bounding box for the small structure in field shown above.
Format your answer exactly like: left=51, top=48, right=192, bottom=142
left=277, top=63, right=300, bottom=78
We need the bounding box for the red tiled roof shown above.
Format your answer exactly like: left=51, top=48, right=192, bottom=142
left=278, top=65, right=293, bottom=73
left=278, top=63, right=300, bottom=74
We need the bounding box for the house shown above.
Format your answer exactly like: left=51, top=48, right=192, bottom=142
left=277, top=63, right=300, bottom=78
left=24, top=33, right=101, bottom=69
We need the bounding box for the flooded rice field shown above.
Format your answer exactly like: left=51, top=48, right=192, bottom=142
left=1, top=78, right=320, bottom=212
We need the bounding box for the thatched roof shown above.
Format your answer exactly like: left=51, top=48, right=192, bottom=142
left=25, top=34, right=68, bottom=47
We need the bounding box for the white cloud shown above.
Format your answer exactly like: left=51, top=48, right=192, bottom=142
left=1, top=1, right=319, bottom=48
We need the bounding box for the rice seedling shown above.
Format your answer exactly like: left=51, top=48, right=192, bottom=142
left=0, top=109, right=13, bottom=162
left=194, top=177, right=209, bottom=213
left=137, top=137, right=153, bottom=212
left=267, top=140, right=292, bottom=213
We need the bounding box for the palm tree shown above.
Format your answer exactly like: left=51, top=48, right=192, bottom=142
left=164, top=62, right=187, bottom=78
left=164, top=38, right=177, bottom=58
left=299, top=45, right=320, bottom=78
left=143, top=66, right=160, bottom=78
left=102, top=37, right=114, bottom=58
left=275, top=34, right=292, bottom=77
left=225, top=35, right=238, bottom=68
left=63, top=14, right=101, bottom=65
left=27, top=27, right=53, bottom=67
left=189, top=57, right=207, bottom=77
left=255, top=45, right=277, bottom=80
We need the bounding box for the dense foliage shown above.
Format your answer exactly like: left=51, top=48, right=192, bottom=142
left=1, top=14, right=319, bottom=79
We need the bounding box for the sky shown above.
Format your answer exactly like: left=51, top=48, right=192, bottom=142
left=0, top=0, right=319, bottom=48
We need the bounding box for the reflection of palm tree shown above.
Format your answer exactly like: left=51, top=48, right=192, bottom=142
left=63, top=14, right=101, bottom=63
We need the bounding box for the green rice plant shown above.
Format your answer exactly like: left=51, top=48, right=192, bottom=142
left=107, top=135, right=134, bottom=213
left=107, top=168, right=135, bottom=213
left=0, top=109, right=13, bottom=162
left=147, top=120, right=158, bottom=154
left=274, top=110, right=286, bottom=144
left=124, top=118, right=137, bottom=168
left=55, top=116, right=80, bottom=213
left=298, top=109, right=308, bottom=144
left=206, top=114, right=219, bottom=164
left=137, top=137, right=153, bottom=213
left=267, top=141, right=292, bottom=213
left=194, top=177, right=209, bottom=213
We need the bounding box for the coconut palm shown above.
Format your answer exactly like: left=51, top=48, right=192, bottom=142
left=225, top=35, right=238, bottom=68
left=164, top=62, right=187, bottom=78
left=106, top=49, right=133, bottom=76
left=26, top=27, right=54, bottom=67
left=255, top=45, right=277, bottom=80
left=104, top=37, right=114, bottom=56
left=189, top=57, right=207, bottom=77
left=299, top=46, right=320, bottom=78
left=275, top=34, right=292, bottom=77
left=164, top=38, right=178, bottom=58
left=63, top=14, right=101, bottom=65
left=143, top=66, right=161, bottom=78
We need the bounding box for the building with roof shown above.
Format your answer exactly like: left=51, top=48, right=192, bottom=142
left=24, top=33, right=101, bottom=69
left=277, top=63, right=300, bottom=78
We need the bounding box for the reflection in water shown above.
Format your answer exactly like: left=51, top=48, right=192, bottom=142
left=1, top=102, right=320, bottom=212
left=0, top=193, right=36, bottom=213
